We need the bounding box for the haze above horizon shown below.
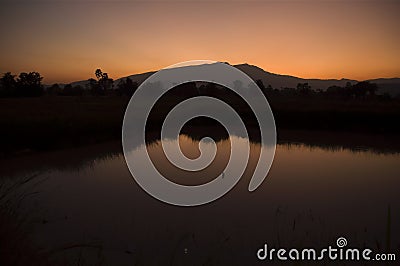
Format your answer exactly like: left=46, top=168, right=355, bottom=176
left=0, top=1, right=399, bottom=84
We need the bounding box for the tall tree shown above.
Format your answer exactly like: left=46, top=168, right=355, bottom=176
left=95, top=68, right=113, bottom=93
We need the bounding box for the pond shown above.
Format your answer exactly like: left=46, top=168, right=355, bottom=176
left=1, top=135, right=399, bottom=265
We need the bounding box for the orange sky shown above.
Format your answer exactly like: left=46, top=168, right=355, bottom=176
left=0, top=1, right=399, bottom=84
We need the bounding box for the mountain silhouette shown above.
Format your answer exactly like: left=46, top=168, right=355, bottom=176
left=235, top=64, right=356, bottom=90
left=65, top=63, right=399, bottom=96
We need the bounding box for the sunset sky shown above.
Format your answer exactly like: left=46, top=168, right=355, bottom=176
left=0, top=0, right=399, bottom=84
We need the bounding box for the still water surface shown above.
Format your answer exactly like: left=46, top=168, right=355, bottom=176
left=2, top=136, right=400, bottom=265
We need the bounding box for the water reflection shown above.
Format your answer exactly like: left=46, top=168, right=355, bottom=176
left=1, top=135, right=399, bottom=265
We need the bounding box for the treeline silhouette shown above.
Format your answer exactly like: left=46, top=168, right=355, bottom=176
left=0, top=72, right=44, bottom=97
left=256, top=80, right=394, bottom=100
left=1, top=71, right=399, bottom=155
left=0, top=69, right=397, bottom=100
left=0, top=69, right=138, bottom=98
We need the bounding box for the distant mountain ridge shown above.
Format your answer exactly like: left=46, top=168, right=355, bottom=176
left=235, top=64, right=357, bottom=90
left=65, top=63, right=400, bottom=96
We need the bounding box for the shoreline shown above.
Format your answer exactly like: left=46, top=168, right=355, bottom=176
left=1, top=95, right=399, bottom=158
left=1, top=129, right=399, bottom=179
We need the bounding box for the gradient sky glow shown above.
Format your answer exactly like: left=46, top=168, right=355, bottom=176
left=0, top=0, right=399, bottom=83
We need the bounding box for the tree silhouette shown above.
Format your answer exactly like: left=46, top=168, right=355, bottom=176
left=95, top=69, right=103, bottom=80
left=255, top=79, right=273, bottom=96
left=86, top=78, right=99, bottom=95
left=296, top=83, right=311, bottom=95
left=0, top=72, right=17, bottom=97
left=352, top=81, right=378, bottom=98
left=62, top=84, right=83, bottom=96
left=326, top=85, right=345, bottom=97
left=233, top=80, right=243, bottom=91
left=116, top=77, right=138, bottom=96
left=16, top=72, right=43, bottom=97
left=47, top=83, right=62, bottom=96
left=95, top=68, right=113, bottom=94
left=255, top=79, right=265, bottom=91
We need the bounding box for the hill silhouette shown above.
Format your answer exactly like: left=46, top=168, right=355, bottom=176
left=63, top=63, right=400, bottom=97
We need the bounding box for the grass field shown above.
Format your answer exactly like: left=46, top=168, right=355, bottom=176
left=1, top=95, right=399, bottom=156
left=0, top=96, right=128, bottom=155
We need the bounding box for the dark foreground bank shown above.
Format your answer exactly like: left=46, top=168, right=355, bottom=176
left=1, top=95, right=399, bottom=157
